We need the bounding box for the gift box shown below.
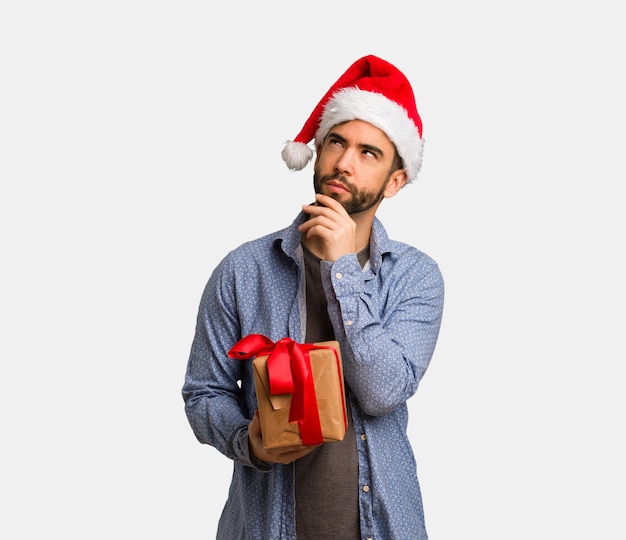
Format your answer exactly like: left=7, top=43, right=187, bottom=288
left=228, top=335, right=347, bottom=449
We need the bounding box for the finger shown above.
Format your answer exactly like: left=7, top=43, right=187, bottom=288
left=300, top=203, right=352, bottom=228
left=301, top=203, right=334, bottom=219
left=271, top=444, right=320, bottom=464
left=299, top=215, right=338, bottom=234
left=249, top=414, right=259, bottom=437
left=314, top=193, right=346, bottom=212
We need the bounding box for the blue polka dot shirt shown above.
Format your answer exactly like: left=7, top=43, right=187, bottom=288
left=182, top=212, right=444, bottom=539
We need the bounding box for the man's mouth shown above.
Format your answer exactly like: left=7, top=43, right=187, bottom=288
left=326, top=179, right=350, bottom=194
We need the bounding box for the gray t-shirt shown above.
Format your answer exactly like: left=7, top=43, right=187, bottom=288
left=295, top=244, right=369, bottom=539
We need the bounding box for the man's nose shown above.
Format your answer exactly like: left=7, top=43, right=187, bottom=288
left=334, top=148, right=356, bottom=174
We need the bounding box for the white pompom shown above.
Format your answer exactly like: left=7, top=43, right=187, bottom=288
left=281, top=141, right=314, bottom=171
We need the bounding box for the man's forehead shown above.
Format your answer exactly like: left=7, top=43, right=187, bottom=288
left=329, top=120, right=393, bottom=144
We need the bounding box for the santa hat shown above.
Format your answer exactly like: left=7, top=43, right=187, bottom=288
left=281, top=55, right=424, bottom=183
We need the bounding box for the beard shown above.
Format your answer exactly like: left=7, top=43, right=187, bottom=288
left=313, top=170, right=388, bottom=215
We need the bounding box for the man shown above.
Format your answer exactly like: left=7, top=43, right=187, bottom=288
left=182, top=55, right=444, bottom=539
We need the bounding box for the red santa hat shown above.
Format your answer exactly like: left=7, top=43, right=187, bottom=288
left=281, top=55, right=424, bottom=183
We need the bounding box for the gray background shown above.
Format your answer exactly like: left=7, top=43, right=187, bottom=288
left=2, top=1, right=624, bottom=538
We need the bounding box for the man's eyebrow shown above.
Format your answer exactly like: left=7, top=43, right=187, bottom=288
left=360, top=143, right=384, bottom=157
left=327, top=132, right=385, bottom=157
left=327, top=131, right=347, bottom=144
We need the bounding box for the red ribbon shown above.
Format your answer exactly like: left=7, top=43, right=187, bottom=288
left=228, top=334, right=340, bottom=445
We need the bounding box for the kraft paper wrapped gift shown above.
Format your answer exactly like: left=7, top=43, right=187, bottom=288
left=228, top=335, right=347, bottom=449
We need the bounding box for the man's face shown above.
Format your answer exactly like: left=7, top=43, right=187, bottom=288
left=313, top=120, right=400, bottom=216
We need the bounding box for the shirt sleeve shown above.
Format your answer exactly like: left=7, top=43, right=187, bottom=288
left=320, top=249, right=444, bottom=417
left=181, top=257, right=271, bottom=471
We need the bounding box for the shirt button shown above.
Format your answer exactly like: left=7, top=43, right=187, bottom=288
left=335, top=272, right=342, bottom=279
left=346, top=320, right=353, bottom=326
left=362, top=485, right=370, bottom=493
left=360, top=434, right=367, bottom=441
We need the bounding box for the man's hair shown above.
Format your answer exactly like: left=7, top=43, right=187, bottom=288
left=388, top=147, right=405, bottom=176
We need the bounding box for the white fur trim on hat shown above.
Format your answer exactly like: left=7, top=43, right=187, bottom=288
left=315, top=88, right=424, bottom=182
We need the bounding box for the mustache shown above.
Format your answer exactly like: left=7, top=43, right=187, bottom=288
left=319, top=172, right=350, bottom=187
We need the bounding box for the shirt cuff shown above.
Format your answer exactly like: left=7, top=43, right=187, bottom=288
left=233, top=426, right=272, bottom=472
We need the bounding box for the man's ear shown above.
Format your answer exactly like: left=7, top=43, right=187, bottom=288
left=384, top=169, right=408, bottom=199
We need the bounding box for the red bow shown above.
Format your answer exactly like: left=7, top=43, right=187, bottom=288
left=228, top=334, right=338, bottom=445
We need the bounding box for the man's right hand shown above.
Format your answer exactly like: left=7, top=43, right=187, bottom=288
left=248, top=409, right=320, bottom=465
